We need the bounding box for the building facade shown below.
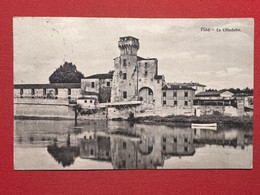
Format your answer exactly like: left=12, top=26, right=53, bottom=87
left=162, top=83, right=195, bottom=107
left=14, top=83, right=81, bottom=100
left=81, top=73, right=113, bottom=103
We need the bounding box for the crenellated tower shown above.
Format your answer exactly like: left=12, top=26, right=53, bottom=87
left=118, top=36, right=139, bottom=56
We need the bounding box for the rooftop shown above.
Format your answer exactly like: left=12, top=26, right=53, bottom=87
left=137, top=56, right=158, bottom=61
left=162, top=83, right=195, bottom=90
left=83, top=73, right=113, bottom=79
left=172, top=82, right=206, bottom=87
left=119, top=36, right=139, bottom=40
left=196, top=91, right=224, bottom=97
left=14, top=83, right=81, bottom=89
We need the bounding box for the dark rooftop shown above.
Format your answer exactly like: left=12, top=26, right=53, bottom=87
left=196, top=91, right=224, bottom=97
left=14, top=83, right=81, bottom=89
left=83, top=73, right=113, bottom=79
left=137, top=56, right=158, bottom=61
left=162, top=83, right=195, bottom=90
left=81, top=91, right=100, bottom=96
left=119, top=36, right=139, bottom=40
left=154, top=75, right=163, bottom=80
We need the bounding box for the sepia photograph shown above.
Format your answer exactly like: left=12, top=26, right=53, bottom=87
left=13, top=17, right=254, bottom=170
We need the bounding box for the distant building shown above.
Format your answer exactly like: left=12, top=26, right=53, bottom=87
left=81, top=73, right=113, bottom=103
left=171, top=82, right=206, bottom=94
left=162, top=83, right=195, bottom=107
left=14, top=83, right=81, bottom=100
left=194, top=90, right=235, bottom=106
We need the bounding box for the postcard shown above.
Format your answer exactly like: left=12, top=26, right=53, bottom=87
left=13, top=18, right=253, bottom=170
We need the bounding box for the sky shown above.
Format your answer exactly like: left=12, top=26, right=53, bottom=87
left=13, top=17, right=254, bottom=89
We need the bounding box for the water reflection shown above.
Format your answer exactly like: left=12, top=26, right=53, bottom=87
left=14, top=120, right=253, bottom=169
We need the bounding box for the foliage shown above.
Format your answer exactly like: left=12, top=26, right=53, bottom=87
left=206, top=87, right=253, bottom=95
left=49, top=62, right=84, bottom=83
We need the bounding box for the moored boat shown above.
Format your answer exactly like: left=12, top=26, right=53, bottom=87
left=191, top=123, right=217, bottom=128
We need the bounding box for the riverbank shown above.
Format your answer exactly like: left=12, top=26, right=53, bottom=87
left=15, top=114, right=253, bottom=128
left=132, top=114, right=253, bottom=128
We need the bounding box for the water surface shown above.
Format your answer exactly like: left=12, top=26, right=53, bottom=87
left=14, top=120, right=253, bottom=170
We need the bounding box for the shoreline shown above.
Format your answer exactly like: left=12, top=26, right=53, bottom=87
left=131, top=114, right=253, bottom=128
left=14, top=114, right=253, bottom=128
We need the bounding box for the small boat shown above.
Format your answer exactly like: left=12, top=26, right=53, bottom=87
left=191, top=123, right=217, bottom=128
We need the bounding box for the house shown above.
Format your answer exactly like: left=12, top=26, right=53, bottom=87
left=81, top=73, right=113, bottom=103
left=171, top=82, right=206, bottom=94
left=162, top=83, right=195, bottom=107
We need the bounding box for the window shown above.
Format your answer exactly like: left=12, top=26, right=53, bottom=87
left=91, top=82, right=95, bottom=88
left=123, top=91, right=127, bottom=99
left=106, top=151, right=109, bottom=156
left=123, top=73, right=127, bottom=80
left=123, top=142, right=126, bottom=149
left=107, top=82, right=110, bottom=87
left=145, top=62, right=148, bottom=68
left=184, top=146, right=188, bottom=152
left=174, top=138, right=177, bottom=143
left=90, top=149, right=94, bottom=155
left=163, top=137, right=166, bottom=142
left=148, top=88, right=153, bottom=95
left=20, top=89, right=23, bottom=95
left=84, top=100, right=87, bottom=103
left=163, top=100, right=166, bottom=105
left=184, top=138, right=188, bottom=143
left=90, top=100, right=93, bottom=103
left=174, top=101, right=178, bottom=106
left=122, top=160, right=126, bottom=168
left=163, top=145, right=166, bottom=151
left=185, top=91, right=188, bottom=97
left=163, top=91, right=166, bottom=97
left=123, top=59, right=127, bottom=66
left=43, top=88, right=46, bottom=95
left=68, top=88, right=71, bottom=95
left=55, top=89, right=58, bottom=95
left=185, top=101, right=188, bottom=106
left=157, top=80, right=160, bottom=84
left=32, top=89, right=35, bottom=95
left=145, top=71, right=148, bottom=76
left=174, top=91, right=177, bottom=97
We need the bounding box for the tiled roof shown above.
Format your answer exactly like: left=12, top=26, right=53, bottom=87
left=83, top=73, right=113, bottom=79
left=14, top=83, right=81, bottom=89
left=162, top=83, right=195, bottom=90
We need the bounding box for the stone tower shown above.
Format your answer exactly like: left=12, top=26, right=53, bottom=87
left=111, top=36, right=140, bottom=102
left=118, top=36, right=139, bottom=56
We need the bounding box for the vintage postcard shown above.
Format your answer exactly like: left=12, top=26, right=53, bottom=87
left=13, top=18, right=253, bottom=170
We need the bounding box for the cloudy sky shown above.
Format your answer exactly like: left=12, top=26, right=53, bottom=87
left=13, top=17, right=254, bottom=89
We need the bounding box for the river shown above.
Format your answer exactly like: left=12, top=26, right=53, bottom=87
left=14, top=120, right=253, bottom=170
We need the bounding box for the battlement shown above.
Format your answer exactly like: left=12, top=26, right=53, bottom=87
left=118, top=36, right=139, bottom=56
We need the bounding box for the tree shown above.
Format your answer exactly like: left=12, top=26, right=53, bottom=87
left=72, top=104, right=82, bottom=126
left=49, top=62, right=84, bottom=83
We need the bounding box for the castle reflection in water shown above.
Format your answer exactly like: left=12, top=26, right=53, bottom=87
left=14, top=120, right=253, bottom=169
left=77, top=124, right=252, bottom=169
